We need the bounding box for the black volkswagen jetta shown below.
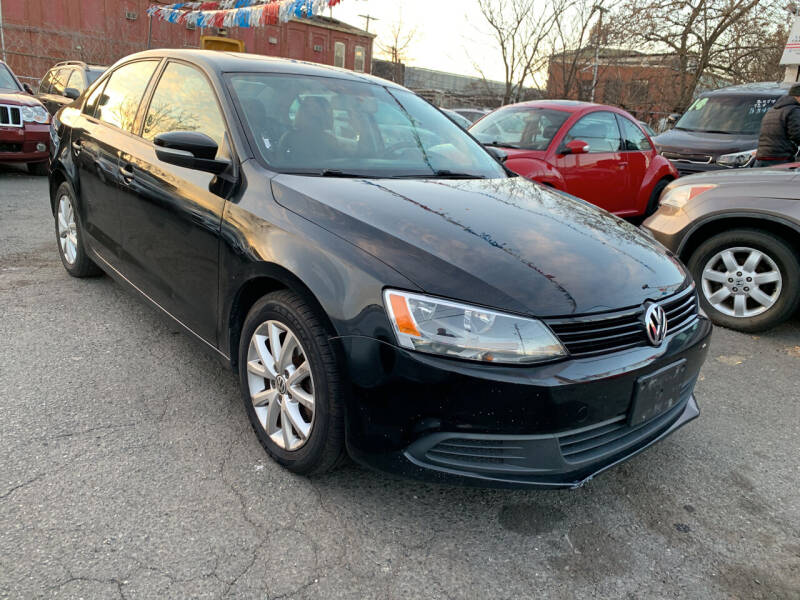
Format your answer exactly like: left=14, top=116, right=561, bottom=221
left=49, top=50, right=711, bottom=487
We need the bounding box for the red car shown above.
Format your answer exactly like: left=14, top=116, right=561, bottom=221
left=470, top=100, right=678, bottom=217
left=1, top=60, right=50, bottom=175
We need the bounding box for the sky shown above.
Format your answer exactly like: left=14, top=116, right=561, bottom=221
left=328, top=0, right=507, bottom=81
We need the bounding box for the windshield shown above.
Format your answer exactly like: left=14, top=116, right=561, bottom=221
left=675, top=95, right=778, bottom=135
left=227, top=73, right=506, bottom=179
left=0, top=63, right=21, bottom=92
left=470, top=107, right=570, bottom=150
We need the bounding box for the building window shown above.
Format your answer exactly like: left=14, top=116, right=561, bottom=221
left=354, top=46, right=365, bottom=73
left=604, top=79, right=623, bottom=105
left=628, top=79, right=649, bottom=105
left=334, top=42, right=346, bottom=68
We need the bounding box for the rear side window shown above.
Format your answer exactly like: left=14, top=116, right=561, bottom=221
left=563, top=111, right=622, bottom=153
left=95, top=60, right=159, bottom=132
left=617, top=115, right=652, bottom=151
left=142, top=62, right=226, bottom=154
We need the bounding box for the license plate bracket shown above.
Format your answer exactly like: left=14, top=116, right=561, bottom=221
left=629, top=360, right=687, bottom=426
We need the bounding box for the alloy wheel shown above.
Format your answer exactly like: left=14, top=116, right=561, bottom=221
left=701, top=246, right=782, bottom=318
left=245, top=320, right=315, bottom=451
left=57, top=195, right=78, bottom=265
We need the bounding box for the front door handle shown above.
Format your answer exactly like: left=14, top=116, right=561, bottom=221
left=120, top=163, right=134, bottom=183
left=71, top=140, right=82, bottom=155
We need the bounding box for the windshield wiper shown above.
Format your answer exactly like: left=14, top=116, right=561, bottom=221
left=390, top=170, right=487, bottom=180
left=483, top=141, right=521, bottom=149
left=319, top=169, right=368, bottom=178
left=698, top=129, right=733, bottom=134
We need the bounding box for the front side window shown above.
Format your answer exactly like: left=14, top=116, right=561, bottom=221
left=51, top=69, right=70, bottom=96
left=143, top=62, right=226, bottom=154
left=471, top=107, right=570, bottom=150
left=334, top=42, right=346, bottom=68
left=617, top=115, right=651, bottom=151
left=95, top=60, right=159, bottom=131
left=39, top=70, right=55, bottom=94
left=228, top=73, right=506, bottom=179
left=354, top=46, right=365, bottom=73
left=65, top=69, right=86, bottom=94
left=563, top=111, right=622, bottom=153
left=676, top=94, right=778, bottom=135
left=0, top=64, right=21, bottom=92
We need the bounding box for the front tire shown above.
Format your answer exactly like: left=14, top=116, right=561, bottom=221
left=688, top=228, right=800, bottom=332
left=54, top=182, right=102, bottom=278
left=238, top=290, right=345, bottom=475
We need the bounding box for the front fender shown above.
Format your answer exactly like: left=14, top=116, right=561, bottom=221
left=504, top=157, right=565, bottom=189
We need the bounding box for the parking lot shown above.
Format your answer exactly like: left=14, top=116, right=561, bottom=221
left=1, top=165, right=799, bottom=599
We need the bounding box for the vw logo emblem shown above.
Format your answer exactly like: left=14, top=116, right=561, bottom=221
left=643, top=303, right=668, bottom=346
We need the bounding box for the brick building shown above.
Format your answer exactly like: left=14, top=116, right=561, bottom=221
left=0, top=0, right=374, bottom=85
left=546, top=49, right=690, bottom=124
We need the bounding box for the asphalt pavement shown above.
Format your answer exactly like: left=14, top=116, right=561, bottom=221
left=1, top=164, right=799, bottom=599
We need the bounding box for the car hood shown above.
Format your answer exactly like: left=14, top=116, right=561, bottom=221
left=673, top=165, right=799, bottom=187
left=653, top=128, right=756, bottom=158
left=0, top=91, right=42, bottom=107
left=271, top=175, right=688, bottom=317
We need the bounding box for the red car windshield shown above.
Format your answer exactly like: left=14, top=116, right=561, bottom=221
left=470, top=107, right=570, bottom=150
left=0, top=63, right=22, bottom=92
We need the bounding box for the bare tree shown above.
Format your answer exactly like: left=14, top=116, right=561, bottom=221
left=475, top=0, right=572, bottom=105
left=613, top=0, right=787, bottom=112
left=377, top=18, right=417, bottom=64
left=544, top=1, right=603, bottom=98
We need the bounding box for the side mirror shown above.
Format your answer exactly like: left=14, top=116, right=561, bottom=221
left=485, top=146, right=508, bottom=163
left=23, top=83, right=34, bottom=95
left=667, top=113, right=681, bottom=124
left=64, top=87, right=80, bottom=100
left=563, top=139, right=590, bottom=155
left=154, top=131, right=230, bottom=175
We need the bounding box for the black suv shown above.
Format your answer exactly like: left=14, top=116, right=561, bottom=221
left=48, top=49, right=711, bottom=487
left=36, top=61, right=106, bottom=115
left=654, top=82, right=792, bottom=176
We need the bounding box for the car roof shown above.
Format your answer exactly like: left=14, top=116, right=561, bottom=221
left=493, top=99, right=622, bottom=113
left=702, top=81, right=792, bottom=97
left=112, top=49, right=406, bottom=90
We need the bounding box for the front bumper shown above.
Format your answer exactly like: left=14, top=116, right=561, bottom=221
left=340, top=316, right=711, bottom=488
left=0, top=123, right=49, bottom=163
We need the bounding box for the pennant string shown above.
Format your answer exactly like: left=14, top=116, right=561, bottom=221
left=146, top=0, right=343, bottom=25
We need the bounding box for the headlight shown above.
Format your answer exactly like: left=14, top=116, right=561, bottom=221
left=659, top=184, right=717, bottom=209
left=20, top=105, right=50, bottom=124
left=716, top=148, right=756, bottom=168
left=384, top=289, right=567, bottom=364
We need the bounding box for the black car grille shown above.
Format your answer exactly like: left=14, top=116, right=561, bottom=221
left=545, top=287, right=698, bottom=358
left=558, top=380, right=693, bottom=463
left=424, top=438, right=525, bottom=466
left=0, top=143, right=22, bottom=153
left=1, top=104, right=23, bottom=127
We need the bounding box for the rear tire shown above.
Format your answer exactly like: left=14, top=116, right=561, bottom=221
left=238, top=290, right=345, bottom=475
left=54, top=182, right=102, bottom=278
left=688, top=228, right=800, bottom=332
left=28, top=161, right=48, bottom=176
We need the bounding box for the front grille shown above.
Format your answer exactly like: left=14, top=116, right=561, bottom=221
left=424, top=438, right=525, bottom=467
left=0, top=143, right=22, bottom=153
left=0, top=104, right=23, bottom=128
left=558, top=380, right=692, bottom=463
left=546, top=287, right=698, bottom=358
left=662, top=151, right=713, bottom=164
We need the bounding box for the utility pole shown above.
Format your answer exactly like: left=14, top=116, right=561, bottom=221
left=358, top=14, right=378, bottom=33
left=0, top=0, right=7, bottom=64
left=590, top=4, right=606, bottom=103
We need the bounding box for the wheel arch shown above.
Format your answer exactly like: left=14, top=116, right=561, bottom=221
left=678, top=215, right=800, bottom=264
left=225, top=264, right=339, bottom=373
left=49, top=167, right=69, bottom=215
